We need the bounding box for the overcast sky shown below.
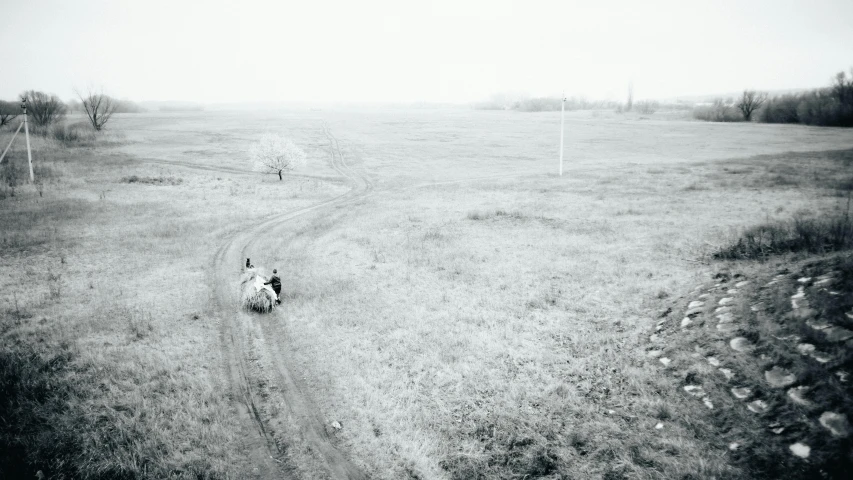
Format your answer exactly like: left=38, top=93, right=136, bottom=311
left=1, top=0, right=851, bottom=104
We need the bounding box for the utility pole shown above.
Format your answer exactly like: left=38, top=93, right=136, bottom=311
left=559, top=91, right=565, bottom=176
left=0, top=98, right=34, bottom=178
left=23, top=97, right=34, bottom=182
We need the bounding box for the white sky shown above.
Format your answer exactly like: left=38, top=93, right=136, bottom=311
left=1, top=0, right=851, bottom=104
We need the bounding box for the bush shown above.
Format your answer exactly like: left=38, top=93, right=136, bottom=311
left=693, top=98, right=743, bottom=122
left=42, top=122, right=96, bottom=146
left=0, top=100, right=20, bottom=128
left=758, top=95, right=801, bottom=124
left=758, top=70, right=853, bottom=127
left=22, top=91, right=66, bottom=127
left=634, top=101, right=659, bottom=114
left=714, top=211, right=853, bottom=260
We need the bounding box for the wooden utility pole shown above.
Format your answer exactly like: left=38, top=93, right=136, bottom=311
left=0, top=98, right=34, bottom=178
left=23, top=98, right=34, bottom=182
left=559, top=91, right=565, bottom=176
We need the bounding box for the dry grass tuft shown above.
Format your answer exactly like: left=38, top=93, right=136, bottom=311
left=120, top=175, right=183, bottom=186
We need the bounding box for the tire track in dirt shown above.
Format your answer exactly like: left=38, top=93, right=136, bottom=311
left=210, top=121, right=370, bottom=479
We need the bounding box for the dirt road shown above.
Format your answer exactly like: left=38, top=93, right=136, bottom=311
left=208, top=122, right=371, bottom=479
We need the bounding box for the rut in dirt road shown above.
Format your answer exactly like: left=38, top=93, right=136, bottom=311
left=211, top=122, right=370, bottom=479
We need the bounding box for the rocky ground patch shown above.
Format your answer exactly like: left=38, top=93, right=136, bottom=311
left=648, top=254, right=853, bottom=478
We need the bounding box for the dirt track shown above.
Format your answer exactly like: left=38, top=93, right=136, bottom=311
left=208, top=122, right=371, bottom=479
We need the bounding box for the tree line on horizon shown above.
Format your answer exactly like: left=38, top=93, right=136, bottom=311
left=687, top=69, right=852, bottom=127
left=0, top=89, right=146, bottom=132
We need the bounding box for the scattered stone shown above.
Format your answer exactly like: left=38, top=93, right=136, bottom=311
left=715, top=306, right=732, bottom=314
left=792, top=308, right=818, bottom=320
left=823, top=326, right=853, bottom=342
left=787, top=386, right=812, bottom=406
left=765, top=366, right=796, bottom=388
left=684, top=385, right=706, bottom=397
left=735, top=280, right=750, bottom=288
left=707, top=356, right=721, bottom=367
left=703, top=397, right=714, bottom=409
left=655, top=422, right=664, bottom=430
left=719, top=297, right=734, bottom=306
left=797, top=277, right=812, bottom=284
left=698, top=293, right=710, bottom=299
left=717, top=322, right=739, bottom=332
left=750, top=303, right=764, bottom=312
left=774, top=334, right=800, bottom=342
left=791, top=287, right=806, bottom=309
left=688, top=300, right=705, bottom=309
left=789, top=442, right=810, bottom=458
left=748, top=399, right=770, bottom=414
left=806, top=319, right=831, bottom=330
left=650, top=334, right=660, bottom=342
left=717, top=312, right=735, bottom=323
left=796, top=343, right=816, bottom=355
left=815, top=278, right=833, bottom=286
left=730, top=337, right=751, bottom=352
left=765, top=280, right=778, bottom=287
left=728, top=442, right=740, bottom=451
left=330, top=420, right=342, bottom=430
left=847, top=311, right=853, bottom=320
left=828, top=290, right=840, bottom=296
left=686, top=307, right=704, bottom=317
left=659, top=357, right=671, bottom=366
left=655, top=324, right=664, bottom=332
left=681, top=317, right=693, bottom=328
left=819, top=412, right=850, bottom=438
left=727, top=289, right=739, bottom=295
left=719, top=368, right=735, bottom=381
left=647, top=349, right=663, bottom=358
left=836, top=371, right=849, bottom=383
left=731, top=387, right=752, bottom=399
left=772, top=427, right=786, bottom=434
left=811, top=351, right=832, bottom=364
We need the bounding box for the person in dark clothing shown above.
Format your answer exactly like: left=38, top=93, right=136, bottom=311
left=264, top=269, right=282, bottom=305
left=246, top=258, right=254, bottom=269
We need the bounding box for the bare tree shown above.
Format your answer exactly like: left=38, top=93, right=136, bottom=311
left=22, top=90, right=67, bottom=127
left=249, top=134, right=307, bottom=180
left=736, top=90, right=768, bottom=121
left=76, top=87, right=119, bottom=131
left=0, top=100, right=20, bottom=128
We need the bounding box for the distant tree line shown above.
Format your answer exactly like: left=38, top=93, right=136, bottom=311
left=0, top=89, right=144, bottom=133
left=694, top=69, right=853, bottom=127
left=473, top=94, right=621, bottom=112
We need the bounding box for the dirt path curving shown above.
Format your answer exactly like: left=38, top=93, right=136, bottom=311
left=210, top=122, right=371, bottom=479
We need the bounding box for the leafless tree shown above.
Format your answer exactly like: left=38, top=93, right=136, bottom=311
left=76, top=88, right=119, bottom=131
left=22, top=90, right=67, bottom=127
left=0, top=100, right=20, bottom=128
left=736, top=90, right=768, bottom=121
left=249, top=134, right=307, bottom=180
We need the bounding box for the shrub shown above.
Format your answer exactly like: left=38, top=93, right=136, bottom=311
left=44, top=122, right=96, bottom=146
left=714, top=211, right=853, bottom=260
left=693, top=98, right=743, bottom=122
left=0, top=100, right=20, bottom=128
left=634, top=100, right=659, bottom=114
left=758, top=69, right=853, bottom=127
left=22, top=90, right=66, bottom=127
left=758, top=95, right=801, bottom=124
left=120, top=175, right=182, bottom=185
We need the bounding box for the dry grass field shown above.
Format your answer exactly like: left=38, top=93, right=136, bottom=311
left=2, top=108, right=853, bottom=479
